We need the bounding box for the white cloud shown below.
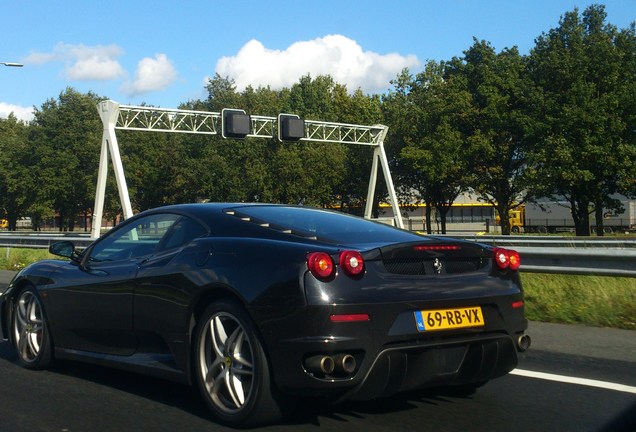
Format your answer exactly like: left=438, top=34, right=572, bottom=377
left=121, top=54, right=178, bottom=96
left=23, top=42, right=125, bottom=81
left=214, top=35, right=420, bottom=93
left=0, top=103, right=34, bottom=122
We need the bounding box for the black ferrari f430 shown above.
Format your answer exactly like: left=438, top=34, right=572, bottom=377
left=0, top=203, right=529, bottom=427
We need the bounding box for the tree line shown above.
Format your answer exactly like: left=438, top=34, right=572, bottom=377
left=0, top=5, right=634, bottom=236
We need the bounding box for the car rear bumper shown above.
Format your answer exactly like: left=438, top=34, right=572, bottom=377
left=253, top=296, right=527, bottom=400
left=336, top=334, right=518, bottom=401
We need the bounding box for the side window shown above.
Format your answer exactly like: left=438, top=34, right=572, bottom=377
left=89, top=213, right=180, bottom=262
left=159, top=216, right=207, bottom=251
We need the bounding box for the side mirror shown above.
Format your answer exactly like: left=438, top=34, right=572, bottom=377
left=49, top=241, right=76, bottom=258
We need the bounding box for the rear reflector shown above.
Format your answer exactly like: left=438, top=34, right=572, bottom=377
left=512, top=301, right=524, bottom=309
left=330, top=313, right=370, bottom=322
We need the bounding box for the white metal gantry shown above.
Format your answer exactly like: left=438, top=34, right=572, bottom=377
left=92, top=100, right=403, bottom=238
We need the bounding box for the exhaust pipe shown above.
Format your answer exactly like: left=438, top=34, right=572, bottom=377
left=517, top=334, right=531, bottom=352
left=304, top=355, right=335, bottom=375
left=333, top=353, right=356, bottom=374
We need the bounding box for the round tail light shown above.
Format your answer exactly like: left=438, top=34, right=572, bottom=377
left=339, top=250, right=364, bottom=277
left=493, top=247, right=521, bottom=271
left=508, top=250, right=521, bottom=270
left=307, top=252, right=335, bottom=280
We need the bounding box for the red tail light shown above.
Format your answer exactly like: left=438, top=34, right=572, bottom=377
left=307, top=250, right=365, bottom=280
left=493, top=248, right=521, bottom=271
left=339, top=250, right=364, bottom=277
left=307, top=252, right=335, bottom=280
left=508, top=250, right=521, bottom=270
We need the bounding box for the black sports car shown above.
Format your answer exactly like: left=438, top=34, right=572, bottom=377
left=0, top=203, right=529, bottom=427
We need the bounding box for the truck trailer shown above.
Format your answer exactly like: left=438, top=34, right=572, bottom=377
left=506, top=198, right=636, bottom=234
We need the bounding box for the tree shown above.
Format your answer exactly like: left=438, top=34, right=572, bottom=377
left=117, top=129, right=194, bottom=210
left=449, top=40, right=541, bottom=235
left=382, top=69, right=427, bottom=224
left=282, top=75, right=367, bottom=208
left=0, top=114, right=36, bottom=230
left=332, top=87, right=384, bottom=213
left=30, top=88, right=105, bottom=231
left=386, top=64, right=475, bottom=234
left=179, top=75, right=382, bottom=211
left=528, top=5, right=636, bottom=235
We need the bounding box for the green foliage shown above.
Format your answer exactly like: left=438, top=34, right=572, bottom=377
left=528, top=5, right=636, bottom=235
left=455, top=41, right=542, bottom=235
left=0, top=114, right=32, bottom=229
left=29, top=88, right=105, bottom=230
left=193, top=74, right=382, bottom=209
left=523, top=273, right=636, bottom=330
left=0, top=248, right=55, bottom=271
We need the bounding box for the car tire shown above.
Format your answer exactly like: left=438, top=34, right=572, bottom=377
left=193, top=299, right=289, bottom=427
left=12, top=286, right=53, bottom=370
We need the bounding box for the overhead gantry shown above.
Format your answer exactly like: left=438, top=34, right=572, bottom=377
left=92, top=100, right=403, bottom=238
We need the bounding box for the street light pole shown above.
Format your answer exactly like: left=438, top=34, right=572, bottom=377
left=1, top=62, right=24, bottom=67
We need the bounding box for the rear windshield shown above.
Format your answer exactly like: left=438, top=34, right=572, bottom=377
left=235, top=205, right=420, bottom=244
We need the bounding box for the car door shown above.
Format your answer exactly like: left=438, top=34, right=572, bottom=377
left=132, top=215, right=208, bottom=365
left=46, top=213, right=179, bottom=355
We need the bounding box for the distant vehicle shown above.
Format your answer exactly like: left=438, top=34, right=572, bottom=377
left=0, top=217, right=33, bottom=230
left=16, top=217, right=32, bottom=229
left=0, top=203, right=529, bottom=427
left=500, top=200, right=636, bottom=234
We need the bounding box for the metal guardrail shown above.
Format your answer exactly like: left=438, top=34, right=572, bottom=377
left=1, top=232, right=636, bottom=277
left=513, top=247, right=636, bottom=277
left=447, top=235, right=636, bottom=277
left=0, top=233, right=94, bottom=250
left=447, top=234, right=636, bottom=249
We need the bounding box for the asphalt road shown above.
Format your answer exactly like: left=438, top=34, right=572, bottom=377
left=1, top=272, right=635, bottom=431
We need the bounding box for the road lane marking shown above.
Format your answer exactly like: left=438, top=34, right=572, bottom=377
left=511, top=369, right=636, bottom=394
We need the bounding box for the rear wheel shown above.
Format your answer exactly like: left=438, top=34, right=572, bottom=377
left=12, top=286, right=53, bottom=369
left=194, top=300, right=288, bottom=427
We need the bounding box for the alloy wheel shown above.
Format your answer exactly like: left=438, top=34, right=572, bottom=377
left=13, top=290, right=45, bottom=363
left=198, top=311, right=255, bottom=413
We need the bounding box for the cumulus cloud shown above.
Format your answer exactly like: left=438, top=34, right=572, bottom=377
left=0, top=103, right=34, bottom=122
left=23, top=42, right=125, bottom=81
left=214, top=35, right=420, bottom=93
left=121, top=54, right=178, bottom=96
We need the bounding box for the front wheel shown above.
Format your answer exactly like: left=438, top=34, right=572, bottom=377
left=194, top=300, right=289, bottom=427
left=12, top=286, right=53, bottom=370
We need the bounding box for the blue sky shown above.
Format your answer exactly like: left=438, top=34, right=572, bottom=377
left=1, top=0, right=634, bottom=121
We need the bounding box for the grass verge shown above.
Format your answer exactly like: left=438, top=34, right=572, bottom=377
left=0, top=248, right=54, bottom=272
left=522, top=273, right=636, bottom=330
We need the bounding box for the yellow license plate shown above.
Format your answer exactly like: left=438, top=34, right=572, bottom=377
left=414, top=306, right=485, bottom=332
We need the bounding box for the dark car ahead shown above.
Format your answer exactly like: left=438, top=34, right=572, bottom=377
left=0, top=203, right=529, bottom=427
